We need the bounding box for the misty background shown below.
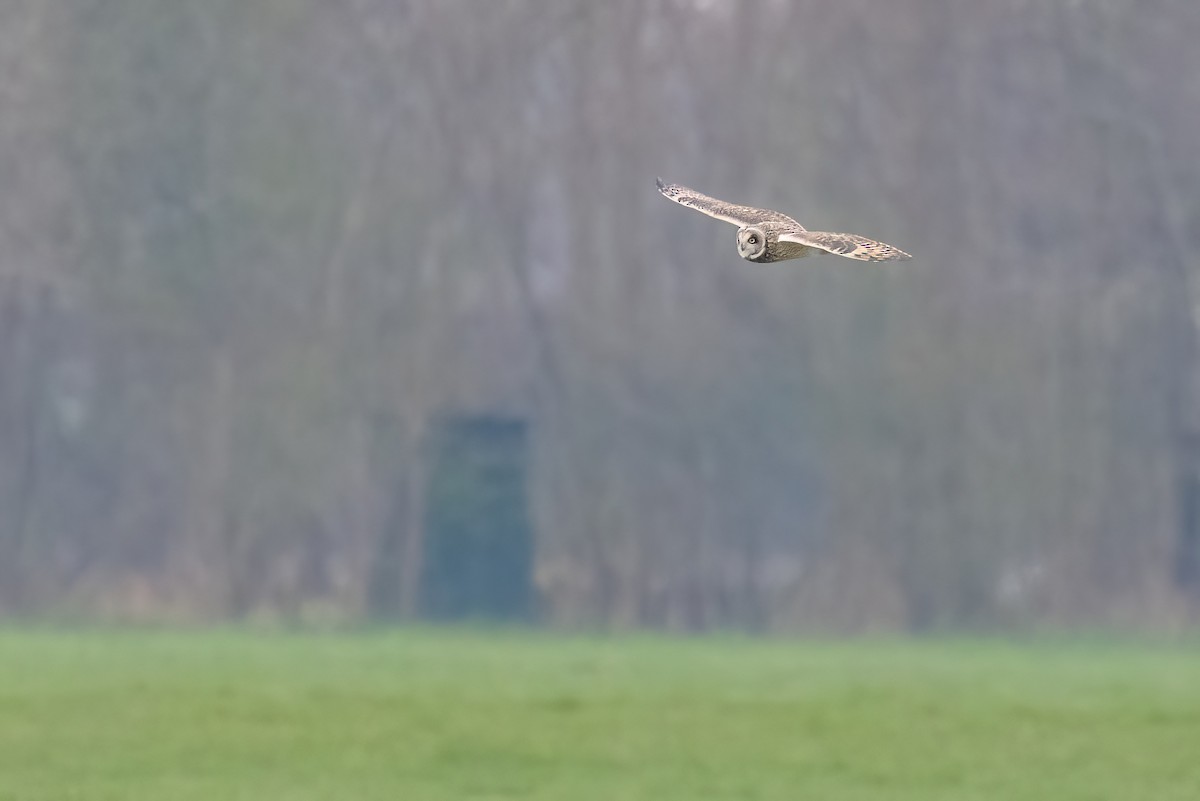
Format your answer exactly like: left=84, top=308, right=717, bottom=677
left=2, top=0, right=1199, bottom=632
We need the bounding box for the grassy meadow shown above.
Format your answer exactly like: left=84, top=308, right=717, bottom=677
left=0, top=628, right=1197, bottom=800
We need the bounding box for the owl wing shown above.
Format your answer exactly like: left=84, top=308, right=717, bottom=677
left=656, top=178, right=802, bottom=228
left=778, top=230, right=911, bottom=262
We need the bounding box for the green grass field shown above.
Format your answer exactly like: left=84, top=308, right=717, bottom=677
left=0, top=629, right=1197, bottom=800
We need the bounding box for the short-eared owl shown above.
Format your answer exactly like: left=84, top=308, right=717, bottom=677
left=656, top=178, right=911, bottom=263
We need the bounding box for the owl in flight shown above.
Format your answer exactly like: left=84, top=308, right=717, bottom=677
left=656, top=178, right=911, bottom=263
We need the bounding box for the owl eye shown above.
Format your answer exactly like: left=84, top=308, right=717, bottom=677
left=747, top=235, right=757, bottom=245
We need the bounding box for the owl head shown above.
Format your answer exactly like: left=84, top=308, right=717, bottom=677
left=736, top=226, right=768, bottom=261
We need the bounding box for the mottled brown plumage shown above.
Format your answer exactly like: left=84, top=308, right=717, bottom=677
left=656, top=178, right=911, bottom=263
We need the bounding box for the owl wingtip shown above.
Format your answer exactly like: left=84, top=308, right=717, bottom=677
left=655, top=176, right=665, bottom=190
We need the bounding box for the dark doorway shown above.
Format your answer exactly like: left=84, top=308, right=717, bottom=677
left=419, top=416, right=534, bottom=621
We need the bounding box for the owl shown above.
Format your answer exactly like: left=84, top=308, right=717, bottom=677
left=656, top=178, right=911, bottom=263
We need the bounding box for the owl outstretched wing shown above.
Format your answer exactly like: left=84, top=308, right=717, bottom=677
left=778, top=230, right=911, bottom=262
left=656, top=178, right=802, bottom=229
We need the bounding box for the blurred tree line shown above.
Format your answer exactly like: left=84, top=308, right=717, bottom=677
left=1, top=0, right=1199, bottom=631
